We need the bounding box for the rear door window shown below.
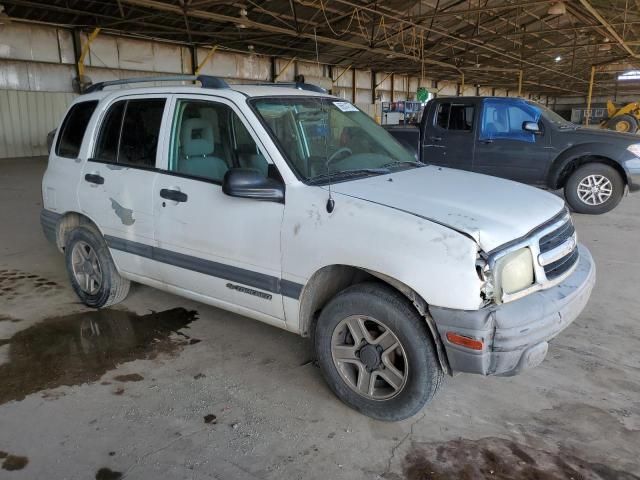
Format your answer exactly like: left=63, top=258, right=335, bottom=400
left=93, top=98, right=166, bottom=167
left=55, top=101, right=98, bottom=158
left=435, top=102, right=474, bottom=131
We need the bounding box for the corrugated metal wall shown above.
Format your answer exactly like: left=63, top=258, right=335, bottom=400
left=0, top=90, right=76, bottom=158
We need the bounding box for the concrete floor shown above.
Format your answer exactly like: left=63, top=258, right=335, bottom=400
left=0, top=156, right=639, bottom=480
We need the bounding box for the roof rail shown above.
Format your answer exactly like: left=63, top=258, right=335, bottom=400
left=83, top=75, right=229, bottom=94
left=240, top=81, right=327, bottom=94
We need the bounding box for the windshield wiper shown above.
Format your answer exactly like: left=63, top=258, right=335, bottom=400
left=381, top=160, right=424, bottom=169
left=307, top=168, right=390, bottom=185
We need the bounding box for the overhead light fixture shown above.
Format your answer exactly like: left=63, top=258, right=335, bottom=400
left=0, top=5, right=12, bottom=25
left=618, top=70, right=640, bottom=81
left=547, top=2, right=567, bottom=15
left=555, top=55, right=562, bottom=62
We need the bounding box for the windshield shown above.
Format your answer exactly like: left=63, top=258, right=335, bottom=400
left=251, top=97, right=420, bottom=184
left=527, top=101, right=575, bottom=129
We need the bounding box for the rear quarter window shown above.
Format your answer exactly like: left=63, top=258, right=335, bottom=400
left=55, top=101, right=99, bottom=159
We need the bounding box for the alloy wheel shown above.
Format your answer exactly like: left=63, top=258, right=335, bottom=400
left=331, top=315, right=408, bottom=400
left=577, top=174, right=613, bottom=206
left=71, top=241, right=103, bottom=295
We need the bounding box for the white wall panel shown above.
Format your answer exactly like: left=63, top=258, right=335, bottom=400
left=0, top=90, right=76, bottom=158
left=332, top=67, right=352, bottom=87
left=118, top=38, right=155, bottom=71
left=355, top=70, right=371, bottom=89
left=0, top=61, right=75, bottom=92
left=154, top=43, right=184, bottom=73
left=356, top=89, right=372, bottom=104
left=58, top=30, right=75, bottom=64
left=274, top=58, right=295, bottom=81
left=297, top=60, right=323, bottom=77
left=88, top=34, right=119, bottom=69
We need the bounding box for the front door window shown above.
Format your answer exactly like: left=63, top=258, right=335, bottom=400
left=168, top=99, right=269, bottom=183
left=479, top=99, right=541, bottom=143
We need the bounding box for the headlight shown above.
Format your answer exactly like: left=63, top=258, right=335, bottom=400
left=627, top=144, right=640, bottom=157
left=495, top=248, right=534, bottom=297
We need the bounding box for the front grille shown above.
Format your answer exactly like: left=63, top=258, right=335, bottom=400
left=539, top=218, right=579, bottom=280
left=539, top=219, right=575, bottom=253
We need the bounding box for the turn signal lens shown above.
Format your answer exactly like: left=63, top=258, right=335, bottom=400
left=446, top=332, right=484, bottom=351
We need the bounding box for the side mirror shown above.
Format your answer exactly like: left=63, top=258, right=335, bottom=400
left=522, top=121, right=542, bottom=134
left=222, top=168, right=284, bottom=203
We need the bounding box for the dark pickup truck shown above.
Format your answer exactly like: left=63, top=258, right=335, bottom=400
left=387, top=96, right=640, bottom=214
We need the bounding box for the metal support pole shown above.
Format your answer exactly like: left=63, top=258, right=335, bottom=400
left=586, top=65, right=595, bottom=126
left=352, top=68, right=356, bottom=103
left=460, top=72, right=465, bottom=96
left=78, top=27, right=101, bottom=79
left=190, top=45, right=198, bottom=75
left=390, top=73, right=394, bottom=103
left=371, top=70, right=376, bottom=104
left=518, top=70, right=523, bottom=97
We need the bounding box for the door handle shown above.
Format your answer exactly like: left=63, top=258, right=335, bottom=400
left=480, top=139, right=494, bottom=144
left=430, top=136, right=442, bottom=142
left=84, top=173, right=104, bottom=185
left=160, top=188, right=188, bottom=203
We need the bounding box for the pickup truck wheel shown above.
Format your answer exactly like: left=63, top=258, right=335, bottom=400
left=314, top=282, right=443, bottom=421
left=564, top=163, right=624, bottom=214
left=64, top=225, right=130, bottom=308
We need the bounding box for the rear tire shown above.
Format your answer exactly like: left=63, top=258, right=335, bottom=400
left=64, top=225, right=130, bottom=308
left=564, top=163, right=624, bottom=214
left=606, top=114, right=638, bottom=134
left=314, top=282, right=443, bottom=421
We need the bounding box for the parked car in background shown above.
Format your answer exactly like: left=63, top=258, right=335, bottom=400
left=387, top=96, right=640, bottom=214
left=41, top=77, right=595, bottom=420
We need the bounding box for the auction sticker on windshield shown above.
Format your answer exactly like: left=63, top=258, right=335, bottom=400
left=333, top=101, right=358, bottom=112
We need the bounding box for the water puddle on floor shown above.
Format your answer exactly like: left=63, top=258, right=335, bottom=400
left=402, top=437, right=640, bottom=480
left=0, top=308, right=198, bottom=404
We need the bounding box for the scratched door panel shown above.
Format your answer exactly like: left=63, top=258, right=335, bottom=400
left=78, top=163, right=160, bottom=279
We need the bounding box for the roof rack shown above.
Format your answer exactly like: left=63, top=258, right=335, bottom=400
left=83, top=75, right=229, bottom=94
left=240, top=76, right=327, bottom=94
left=258, top=82, right=327, bottom=93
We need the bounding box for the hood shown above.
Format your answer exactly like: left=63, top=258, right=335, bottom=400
left=332, top=166, right=565, bottom=252
left=566, top=126, right=639, bottom=145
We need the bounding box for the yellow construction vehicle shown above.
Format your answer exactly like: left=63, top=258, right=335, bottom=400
left=601, top=100, right=640, bottom=133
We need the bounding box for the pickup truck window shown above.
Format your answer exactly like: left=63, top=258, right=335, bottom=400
left=479, top=99, right=541, bottom=143
left=252, top=97, right=417, bottom=184
left=435, top=103, right=474, bottom=131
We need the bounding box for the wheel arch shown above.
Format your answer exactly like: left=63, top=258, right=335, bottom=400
left=298, top=264, right=452, bottom=375
left=54, top=211, right=104, bottom=252
left=549, top=153, right=628, bottom=190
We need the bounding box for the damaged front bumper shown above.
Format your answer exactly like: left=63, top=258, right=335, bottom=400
left=430, top=244, right=595, bottom=376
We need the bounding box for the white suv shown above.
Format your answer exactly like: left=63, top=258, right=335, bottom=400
left=41, top=75, right=596, bottom=420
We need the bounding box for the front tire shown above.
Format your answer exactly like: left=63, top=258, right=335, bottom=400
left=64, top=225, right=130, bottom=308
left=564, top=163, right=624, bottom=214
left=314, top=283, right=443, bottom=421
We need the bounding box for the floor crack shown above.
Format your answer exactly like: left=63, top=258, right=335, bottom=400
left=382, top=411, right=426, bottom=478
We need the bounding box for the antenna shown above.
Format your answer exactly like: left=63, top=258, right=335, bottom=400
left=315, top=28, right=335, bottom=214
left=320, top=96, right=335, bottom=214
